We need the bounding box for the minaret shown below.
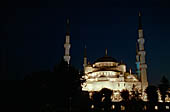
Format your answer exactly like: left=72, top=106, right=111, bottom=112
left=83, top=45, right=87, bottom=68
left=129, top=68, right=132, bottom=75
left=64, top=19, right=71, bottom=64
left=136, top=43, right=140, bottom=79
left=105, top=48, right=108, bottom=56
left=137, top=12, right=148, bottom=93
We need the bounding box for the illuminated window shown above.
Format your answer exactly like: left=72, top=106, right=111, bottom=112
left=102, top=97, right=105, bottom=102
left=155, top=106, right=158, bottom=110
left=121, top=105, right=125, bottom=110
left=166, top=106, right=169, bottom=110
left=144, top=105, right=147, bottom=110
left=112, top=105, right=115, bottom=109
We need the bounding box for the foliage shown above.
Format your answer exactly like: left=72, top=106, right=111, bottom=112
left=158, top=76, right=169, bottom=102
left=91, top=88, right=113, bottom=112
left=121, top=89, right=129, bottom=102
left=145, top=85, right=158, bottom=103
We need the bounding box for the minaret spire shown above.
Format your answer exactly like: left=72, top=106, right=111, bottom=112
left=66, top=18, right=70, bottom=35
left=138, top=11, right=142, bottom=29
left=105, top=48, right=108, bottom=56
left=64, top=18, right=71, bottom=64
left=129, top=68, right=132, bottom=75
left=137, top=11, right=148, bottom=98
left=83, top=45, right=87, bottom=68
left=84, top=45, right=87, bottom=57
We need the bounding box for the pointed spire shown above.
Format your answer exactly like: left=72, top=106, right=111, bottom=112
left=138, top=11, right=142, bottom=29
left=66, top=18, right=70, bottom=35
left=139, top=11, right=141, bottom=16
left=120, top=60, right=124, bottom=64
left=67, top=18, right=69, bottom=24
left=84, top=45, right=87, bottom=57
left=130, top=68, right=132, bottom=74
left=105, top=48, right=108, bottom=56
left=83, top=45, right=88, bottom=68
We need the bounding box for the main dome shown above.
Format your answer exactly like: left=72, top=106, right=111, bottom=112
left=94, top=56, right=117, bottom=63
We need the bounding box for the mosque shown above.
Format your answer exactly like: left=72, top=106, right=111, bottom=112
left=62, top=13, right=169, bottom=102
left=81, top=12, right=148, bottom=101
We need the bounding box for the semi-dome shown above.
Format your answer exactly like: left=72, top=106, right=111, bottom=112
left=94, top=56, right=117, bottom=63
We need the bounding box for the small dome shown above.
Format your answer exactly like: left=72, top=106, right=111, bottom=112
left=94, top=56, right=117, bottom=63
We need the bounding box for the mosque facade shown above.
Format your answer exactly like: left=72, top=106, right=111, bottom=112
left=81, top=12, right=148, bottom=101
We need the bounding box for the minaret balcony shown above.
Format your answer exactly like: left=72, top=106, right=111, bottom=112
left=138, top=29, right=143, bottom=38
left=64, top=44, right=71, bottom=48
left=140, top=64, right=147, bottom=69
left=138, top=51, right=146, bottom=55
left=138, top=38, right=144, bottom=44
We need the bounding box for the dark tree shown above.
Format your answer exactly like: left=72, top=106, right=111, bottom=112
left=145, top=85, right=158, bottom=103
left=91, top=91, right=103, bottom=112
left=145, top=85, right=159, bottom=111
left=53, top=58, right=69, bottom=72
left=128, top=88, right=143, bottom=112
left=91, top=88, right=113, bottom=112
left=158, top=76, right=169, bottom=102
left=121, top=89, right=129, bottom=102
left=24, top=58, right=82, bottom=111
left=100, top=88, right=113, bottom=112
left=120, top=89, right=131, bottom=112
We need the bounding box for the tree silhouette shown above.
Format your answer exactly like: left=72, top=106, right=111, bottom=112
left=145, top=85, right=158, bottom=111
left=24, top=58, right=82, bottom=111
left=145, top=85, right=158, bottom=103
left=158, top=76, right=169, bottom=102
left=90, top=88, right=113, bottom=112
left=121, top=89, right=129, bottom=102
left=53, top=58, right=69, bottom=72
left=120, top=89, right=130, bottom=111
left=91, top=91, right=102, bottom=112
left=128, top=88, right=143, bottom=112
left=100, top=88, right=113, bottom=112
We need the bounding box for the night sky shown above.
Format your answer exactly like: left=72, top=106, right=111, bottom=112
left=1, top=0, right=170, bottom=84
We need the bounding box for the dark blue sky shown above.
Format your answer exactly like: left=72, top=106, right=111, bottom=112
left=1, top=0, right=170, bottom=84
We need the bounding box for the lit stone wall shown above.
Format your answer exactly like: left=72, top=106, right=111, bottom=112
left=81, top=61, right=143, bottom=101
